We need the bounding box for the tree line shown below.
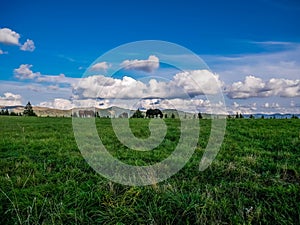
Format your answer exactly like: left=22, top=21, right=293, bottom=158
left=1, top=103, right=299, bottom=119
left=0, top=102, right=37, bottom=117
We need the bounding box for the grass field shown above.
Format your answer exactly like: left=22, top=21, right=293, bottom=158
left=0, top=116, right=299, bottom=224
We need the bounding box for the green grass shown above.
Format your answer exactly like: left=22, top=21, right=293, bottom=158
left=0, top=116, right=299, bottom=224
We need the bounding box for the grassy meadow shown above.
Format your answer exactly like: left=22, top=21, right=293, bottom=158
left=0, top=116, right=299, bottom=224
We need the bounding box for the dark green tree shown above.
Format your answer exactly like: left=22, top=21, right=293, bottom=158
left=198, top=112, right=203, bottom=119
left=10, top=111, right=18, bottom=116
left=4, top=109, right=9, bottom=116
left=23, top=101, right=37, bottom=116
left=171, top=113, right=175, bottom=119
left=131, top=109, right=144, bottom=118
left=235, top=112, right=239, bottom=119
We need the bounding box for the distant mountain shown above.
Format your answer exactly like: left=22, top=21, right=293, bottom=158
left=0, top=105, right=24, bottom=109
left=1, top=104, right=299, bottom=119
left=243, top=113, right=300, bottom=119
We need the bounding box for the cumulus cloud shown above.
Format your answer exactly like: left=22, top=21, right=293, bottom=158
left=0, top=28, right=20, bottom=45
left=14, top=64, right=77, bottom=86
left=20, top=39, right=35, bottom=52
left=73, top=75, right=147, bottom=99
left=14, top=64, right=41, bottom=80
left=266, top=78, right=300, bottom=97
left=173, top=70, right=223, bottom=96
left=0, top=28, right=35, bottom=52
left=39, top=98, right=73, bottom=110
left=138, top=98, right=217, bottom=113
left=120, top=55, right=159, bottom=72
left=0, top=92, right=22, bottom=106
left=90, top=62, right=111, bottom=71
left=227, top=75, right=300, bottom=98
left=73, top=70, right=223, bottom=100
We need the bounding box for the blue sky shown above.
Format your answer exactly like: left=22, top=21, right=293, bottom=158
left=0, top=0, right=300, bottom=114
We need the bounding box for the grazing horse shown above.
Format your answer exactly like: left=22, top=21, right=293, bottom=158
left=146, top=109, right=163, bottom=118
left=78, top=110, right=95, bottom=118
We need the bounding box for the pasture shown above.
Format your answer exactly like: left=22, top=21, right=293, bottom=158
left=0, top=116, right=299, bottom=224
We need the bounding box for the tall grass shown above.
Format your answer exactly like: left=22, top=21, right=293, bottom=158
left=0, top=116, right=299, bottom=224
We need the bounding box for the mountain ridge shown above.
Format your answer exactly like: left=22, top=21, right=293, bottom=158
left=1, top=105, right=299, bottom=118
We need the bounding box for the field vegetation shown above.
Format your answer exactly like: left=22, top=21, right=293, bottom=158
left=0, top=116, right=299, bottom=224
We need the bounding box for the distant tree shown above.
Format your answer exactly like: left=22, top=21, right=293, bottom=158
left=0, top=109, right=4, bottom=115
left=249, top=114, right=254, bottom=119
left=261, top=115, right=264, bottom=119
left=10, top=111, right=18, bottom=116
left=292, top=114, right=299, bottom=119
left=171, top=113, right=175, bottom=119
left=132, top=109, right=144, bottom=118
left=4, top=109, right=9, bottom=116
left=198, top=112, right=203, bottom=119
left=235, top=112, right=239, bottom=119
left=239, top=113, right=244, bottom=119
left=164, top=114, right=168, bottom=118
left=23, top=101, right=37, bottom=116
left=96, top=111, right=100, bottom=118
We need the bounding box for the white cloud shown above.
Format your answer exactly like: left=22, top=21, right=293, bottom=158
left=204, top=42, right=300, bottom=83
left=20, top=39, right=35, bottom=52
left=266, top=78, right=300, bottom=97
left=0, top=80, right=72, bottom=107
left=173, top=70, right=223, bottom=96
left=0, top=49, right=8, bottom=55
left=39, top=98, right=73, bottom=110
left=40, top=98, right=110, bottom=110
left=73, top=75, right=147, bottom=99
left=120, top=55, right=159, bottom=72
left=249, top=41, right=295, bottom=46
left=262, top=102, right=280, bottom=108
left=0, top=28, right=35, bottom=52
left=290, top=101, right=295, bottom=107
left=0, top=28, right=20, bottom=45
left=90, top=62, right=111, bottom=71
left=37, top=74, right=67, bottom=83
left=73, top=70, right=223, bottom=100
left=14, top=64, right=78, bottom=86
left=14, top=64, right=41, bottom=80
left=227, top=75, right=300, bottom=99
left=0, top=92, right=22, bottom=106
